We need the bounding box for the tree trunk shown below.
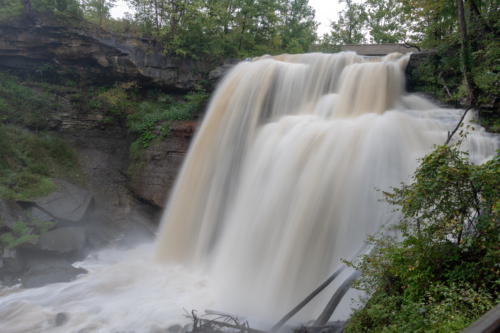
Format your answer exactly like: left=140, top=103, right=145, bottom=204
left=19, top=0, right=35, bottom=21
left=456, top=0, right=476, bottom=103
left=469, top=0, right=493, bottom=34
left=238, top=13, right=247, bottom=51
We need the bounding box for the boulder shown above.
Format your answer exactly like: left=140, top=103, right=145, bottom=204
left=0, top=198, right=33, bottom=229
left=37, top=227, right=86, bottom=256
left=2, top=247, right=24, bottom=271
left=55, top=313, right=68, bottom=326
left=209, top=58, right=247, bottom=81
left=21, top=258, right=87, bottom=288
left=29, top=207, right=54, bottom=223
left=116, top=222, right=155, bottom=250
left=167, top=324, right=182, bottom=333
left=20, top=227, right=87, bottom=258
left=35, top=179, right=94, bottom=223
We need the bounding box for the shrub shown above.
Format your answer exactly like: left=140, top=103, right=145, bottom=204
left=345, top=132, right=500, bottom=332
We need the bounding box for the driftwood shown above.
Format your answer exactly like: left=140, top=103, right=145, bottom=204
left=314, top=270, right=362, bottom=326
left=186, top=310, right=268, bottom=333
left=269, top=244, right=370, bottom=333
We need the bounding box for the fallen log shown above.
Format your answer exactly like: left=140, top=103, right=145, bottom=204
left=269, top=244, right=370, bottom=333
left=314, top=270, right=362, bottom=326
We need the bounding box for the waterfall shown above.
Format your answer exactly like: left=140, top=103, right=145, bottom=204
left=0, top=52, right=498, bottom=332
left=155, top=52, right=498, bottom=320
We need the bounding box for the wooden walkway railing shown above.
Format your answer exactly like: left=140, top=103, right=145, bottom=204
left=462, top=303, right=500, bottom=333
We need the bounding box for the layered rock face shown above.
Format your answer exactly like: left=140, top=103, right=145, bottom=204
left=130, top=120, right=198, bottom=208
left=0, top=22, right=210, bottom=90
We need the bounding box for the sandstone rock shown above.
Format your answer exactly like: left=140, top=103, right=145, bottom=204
left=0, top=23, right=211, bottom=90
left=0, top=198, right=33, bottom=229
left=209, top=58, right=246, bottom=81
left=35, top=179, right=94, bottom=223
left=130, top=120, right=198, bottom=207
left=21, top=258, right=87, bottom=288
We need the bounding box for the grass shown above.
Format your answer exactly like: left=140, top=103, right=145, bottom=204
left=0, top=124, right=86, bottom=201
left=0, top=72, right=53, bottom=127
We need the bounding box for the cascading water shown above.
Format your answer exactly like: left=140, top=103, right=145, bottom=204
left=0, top=52, right=498, bottom=332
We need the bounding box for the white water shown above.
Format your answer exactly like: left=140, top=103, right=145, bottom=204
left=1, top=52, right=498, bottom=332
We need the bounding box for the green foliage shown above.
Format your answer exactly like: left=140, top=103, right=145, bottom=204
left=0, top=0, right=23, bottom=21
left=127, top=139, right=147, bottom=183
left=365, top=0, right=407, bottom=43
left=0, top=124, right=85, bottom=201
left=126, top=0, right=317, bottom=61
left=83, top=0, right=116, bottom=26
left=482, top=118, right=500, bottom=133
left=347, top=283, right=497, bottom=333
left=126, top=88, right=208, bottom=147
left=345, top=134, right=500, bottom=332
left=0, top=72, right=52, bottom=127
left=33, top=218, right=54, bottom=234
left=0, top=221, right=38, bottom=249
left=326, top=0, right=368, bottom=45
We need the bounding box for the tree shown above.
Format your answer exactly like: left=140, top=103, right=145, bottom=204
left=326, top=0, right=368, bottom=46
left=279, top=0, right=317, bottom=53
left=456, top=0, right=476, bottom=103
left=85, top=0, right=116, bottom=26
left=19, top=0, right=35, bottom=20
left=366, top=0, right=406, bottom=43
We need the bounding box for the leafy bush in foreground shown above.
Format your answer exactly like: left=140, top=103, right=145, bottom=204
left=346, top=131, right=500, bottom=332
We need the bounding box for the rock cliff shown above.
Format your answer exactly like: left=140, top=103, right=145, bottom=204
left=130, top=120, right=198, bottom=208
left=0, top=22, right=211, bottom=90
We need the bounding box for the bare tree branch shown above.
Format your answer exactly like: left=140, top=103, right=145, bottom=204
left=445, top=103, right=473, bottom=145
left=440, top=73, right=454, bottom=100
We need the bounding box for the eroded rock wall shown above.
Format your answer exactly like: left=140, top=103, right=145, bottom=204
left=0, top=22, right=210, bottom=90
left=130, top=121, right=199, bottom=208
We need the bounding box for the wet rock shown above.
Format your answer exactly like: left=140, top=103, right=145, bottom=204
left=2, top=247, right=24, bottom=271
left=39, top=227, right=86, bottom=255
left=168, top=324, right=182, bottom=333
left=21, top=227, right=87, bottom=258
left=85, top=227, right=110, bottom=249
left=0, top=198, right=33, bottom=229
left=29, top=207, right=54, bottom=223
left=181, top=323, right=193, bottom=333
left=209, top=58, right=246, bottom=81
left=21, top=258, right=87, bottom=288
left=130, top=121, right=199, bottom=208
left=55, top=312, right=68, bottom=326
left=3, top=273, right=15, bottom=285
left=116, top=222, right=155, bottom=250
left=34, top=179, right=94, bottom=223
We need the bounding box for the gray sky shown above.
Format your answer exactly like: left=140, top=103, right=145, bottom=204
left=109, top=0, right=344, bottom=36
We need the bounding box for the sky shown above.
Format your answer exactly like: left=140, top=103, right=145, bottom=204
left=109, top=0, right=344, bottom=36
